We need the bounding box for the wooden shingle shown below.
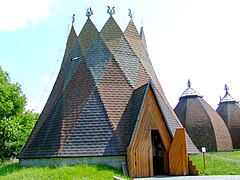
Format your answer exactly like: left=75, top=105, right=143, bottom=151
left=19, top=16, right=199, bottom=161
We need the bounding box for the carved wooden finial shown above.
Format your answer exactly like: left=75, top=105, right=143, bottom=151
left=128, top=9, right=133, bottom=19
left=224, top=84, right=229, bottom=94
left=187, top=79, right=191, bottom=88
left=86, top=7, right=93, bottom=18
left=72, top=14, right=75, bottom=24
left=107, top=6, right=115, bottom=16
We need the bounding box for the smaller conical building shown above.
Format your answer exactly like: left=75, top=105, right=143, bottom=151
left=216, top=85, right=240, bottom=149
left=174, top=80, right=233, bottom=151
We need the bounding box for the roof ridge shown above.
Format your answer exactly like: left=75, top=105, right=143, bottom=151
left=128, top=82, right=149, bottom=146
left=180, top=87, right=203, bottom=98
left=140, top=27, right=147, bottom=49
left=113, top=57, right=134, bottom=89
left=220, top=92, right=236, bottom=104
left=113, top=37, right=142, bottom=88
left=61, top=25, right=78, bottom=66
left=121, top=36, right=148, bottom=78
left=124, top=19, right=140, bottom=40
left=59, top=59, right=105, bottom=150
left=133, top=61, right=150, bottom=89
left=137, top=44, right=164, bottom=93
left=122, top=35, right=139, bottom=56
left=62, top=39, right=82, bottom=65
left=201, top=98, right=233, bottom=150
left=150, top=83, right=176, bottom=139
left=84, top=35, right=113, bottom=85
left=198, top=98, right=218, bottom=145
left=21, top=68, right=66, bottom=152
left=58, top=59, right=95, bottom=154
left=96, top=59, right=133, bottom=151
left=81, top=59, right=98, bottom=87
left=102, top=35, right=123, bottom=55
left=95, top=84, right=119, bottom=144
left=59, top=89, right=122, bottom=156
left=100, top=15, right=123, bottom=42
left=78, top=18, right=99, bottom=55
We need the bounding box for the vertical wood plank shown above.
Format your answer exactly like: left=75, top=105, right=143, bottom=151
left=169, top=128, right=189, bottom=175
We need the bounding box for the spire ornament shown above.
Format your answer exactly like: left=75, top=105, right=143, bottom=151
left=128, top=9, right=133, bottom=19
left=140, top=27, right=143, bottom=39
left=107, top=6, right=115, bottom=16
left=224, top=84, right=229, bottom=94
left=72, top=14, right=75, bottom=24
left=187, top=79, right=191, bottom=88
left=219, top=95, right=222, bottom=103
left=86, top=7, right=93, bottom=18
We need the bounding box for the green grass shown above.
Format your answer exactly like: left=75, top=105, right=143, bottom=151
left=0, top=163, right=129, bottom=180
left=1, top=151, right=239, bottom=179
left=190, top=150, right=240, bottom=175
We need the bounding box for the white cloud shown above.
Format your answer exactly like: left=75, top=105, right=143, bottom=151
left=0, top=0, right=57, bottom=31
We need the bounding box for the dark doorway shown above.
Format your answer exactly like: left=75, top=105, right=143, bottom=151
left=151, top=130, right=164, bottom=175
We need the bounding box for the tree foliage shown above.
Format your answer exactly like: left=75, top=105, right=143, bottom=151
left=0, top=67, right=38, bottom=161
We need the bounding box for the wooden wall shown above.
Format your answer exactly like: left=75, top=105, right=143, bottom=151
left=127, top=87, right=172, bottom=178
left=169, top=128, right=189, bottom=175
left=127, top=86, right=197, bottom=178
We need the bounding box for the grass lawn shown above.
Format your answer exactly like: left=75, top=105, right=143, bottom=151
left=1, top=151, right=239, bottom=179
left=0, top=163, right=129, bottom=180
left=190, top=150, right=240, bottom=175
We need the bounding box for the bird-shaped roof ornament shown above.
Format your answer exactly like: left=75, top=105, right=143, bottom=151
left=107, top=6, right=115, bottom=16
left=86, top=7, right=93, bottom=18
left=128, top=9, right=133, bottom=19
left=72, top=14, right=75, bottom=24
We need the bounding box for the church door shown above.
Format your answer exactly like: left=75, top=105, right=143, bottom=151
left=151, top=130, right=164, bottom=175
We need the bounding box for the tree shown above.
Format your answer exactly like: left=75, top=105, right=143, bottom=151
left=0, top=67, right=38, bottom=161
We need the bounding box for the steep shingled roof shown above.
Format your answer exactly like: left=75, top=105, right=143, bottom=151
left=62, top=26, right=78, bottom=65
left=78, top=18, right=99, bottom=55
left=216, top=85, right=240, bottom=149
left=174, top=81, right=233, bottom=151
left=19, top=16, right=198, bottom=159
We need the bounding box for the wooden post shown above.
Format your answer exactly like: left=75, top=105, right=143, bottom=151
left=202, top=147, right=206, bottom=170
left=203, top=153, right=206, bottom=169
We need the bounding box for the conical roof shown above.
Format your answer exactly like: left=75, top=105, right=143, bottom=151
left=174, top=80, right=233, bottom=151
left=216, top=85, right=240, bottom=149
left=19, top=15, right=198, bottom=159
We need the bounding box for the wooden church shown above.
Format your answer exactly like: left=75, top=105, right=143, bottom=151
left=217, top=85, right=240, bottom=149
left=174, top=80, right=233, bottom=152
left=19, top=9, right=199, bottom=178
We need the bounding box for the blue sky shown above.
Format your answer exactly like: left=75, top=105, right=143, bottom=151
left=1, top=0, right=240, bottom=113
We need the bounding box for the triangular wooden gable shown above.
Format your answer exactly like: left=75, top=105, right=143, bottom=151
left=127, top=83, right=171, bottom=177
left=127, top=83, right=198, bottom=178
